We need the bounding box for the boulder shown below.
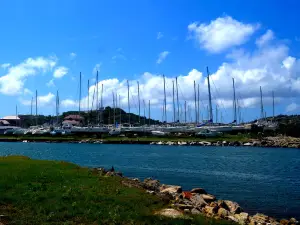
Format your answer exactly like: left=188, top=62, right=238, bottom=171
left=190, top=194, right=208, bottom=208
left=224, top=200, right=243, bottom=214
left=217, top=208, right=230, bottom=218
left=155, top=208, right=184, bottom=218
left=184, top=209, right=190, bottom=213
left=217, top=200, right=230, bottom=211
left=234, top=212, right=249, bottom=225
left=201, top=194, right=216, bottom=202
left=280, top=219, right=289, bottom=225
left=210, top=202, right=218, bottom=207
left=143, top=178, right=160, bottom=191
left=290, top=218, right=299, bottom=225
left=228, top=216, right=239, bottom=223
left=156, top=192, right=174, bottom=203
left=174, top=203, right=194, bottom=210
left=160, top=185, right=182, bottom=195
left=250, top=213, right=269, bottom=225
left=191, top=188, right=207, bottom=194
left=191, top=208, right=201, bottom=215
left=204, top=205, right=218, bottom=216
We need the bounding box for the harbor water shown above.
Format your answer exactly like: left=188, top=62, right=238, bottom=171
left=0, top=142, right=299, bottom=219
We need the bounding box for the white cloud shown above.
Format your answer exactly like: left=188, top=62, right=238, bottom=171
left=156, top=51, right=170, bottom=64
left=282, top=56, right=296, bottom=70
left=61, top=99, right=77, bottom=108
left=0, top=56, right=57, bottom=95
left=256, top=30, right=274, bottom=47
left=157, top=32, right=163, bottom=40
left=46, top=79, right=55, bottom=87
left=53, top=66, right=68, bottom=78
left=20, top=92, right=55, bottom=107
left=286, top=103, right=300, bottom=113
left=1, top=63, right=10, bottom=69
left=93, top=63, right=101, bottom=75
left=69, top=52, right=77, bottom=60
left=188, top=16, right=259, bottom=53
left=23, top=88, right=33, bottom=95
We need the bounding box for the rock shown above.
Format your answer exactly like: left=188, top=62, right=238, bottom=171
left=160, top=185, right=182, bottom=195
left=191, top=208, right=201, bottom=215
left=174, top=203, right=194, bottom=210
left=201, top=194, right=216, bottom=202
left=234, top=212, right=249, bottom=225
left=132, top=178, right=139, bottom=182
left=191, top=188, right=207, bottom=194
left=290, top=218, right=299, bottom=224
left=228, top=215, right=239, bottom=223
left=280, top=219, right=289, bottom=225
left=204, top=206, right=218, bottom=216
left=146, top=190, right=155, bottom=195
left=155, top=208, right=184, bottom=218
left=217, top=200, right=230, bottom=211
left=143, top=178, right=160, bottom=191
left=222, top=141, right=228, bottom=146
left=243, top=142, right=252, bottom=146
left=157, top=192, right=174, bottom=203
left=182, top=191, right=193, bottom=199
left=224, top=200, right=243, bottom=214
left=217, top=208, right=230, bottom=218
left=250, top=213, right=269, bottom=225
left=190, top=194, right=208, bottom=208
left=209, top=202, right=218, bottom=207
left=184, top=209, right=190, bottom=213
left=105, top=171, right=115, bottom=177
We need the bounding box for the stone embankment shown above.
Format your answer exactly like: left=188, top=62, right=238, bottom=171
left=93, top=167, right=298, bottom=225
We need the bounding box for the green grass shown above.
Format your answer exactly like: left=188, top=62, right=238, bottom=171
left=0, top=156, right=234, bottom=225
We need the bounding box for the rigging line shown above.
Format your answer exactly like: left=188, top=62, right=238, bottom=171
left=210, top=77, right=229, bottom=120
left=91, top=79, right=97, bottom=111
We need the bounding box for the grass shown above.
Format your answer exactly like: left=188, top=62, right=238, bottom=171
left=0, top=156, right=234, bottom=225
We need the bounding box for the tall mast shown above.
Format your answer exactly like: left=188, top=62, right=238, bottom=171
left=216, top=105, right=218, bottom=123
left=184, top=101, right=187, bottom=123
left=163, top=74, right=167, bottom=122
left=87, top=79, right=89, bottom=112
left=16, top=105, right=18, bottom=126
left=100, top=83, right=103, bottom=124
left=232, top=78, right=237, bottom=124
left=30, top=97, right=33, bottom=116
left=194, top=80, right=197, bottom=124
left=137, top=81, right=140, bottom=124
left=236, top=99, right=239, bottom=124
left=56, top=90, right=59, bottom=125
left=119, top=95, right=122, bottom=125
left=115, top=92, right=118, bottom=123
left=79, top=72, right=81, bottom=114
left=176, top=77, right=179, bottom=122
left=96, top=71, right=99, bottom=124
left=113, top=91, right=115, bottom=126
left=172, top=80, right=175, bottom=123
left=127, top=80, right=130, bottom=124
left=206, top=67, right=213, bottom=123
left=143, top=99, right=146, bottom=125
left=35, top=90, right=38, bottom=125
left=197, top=83, right=200, bottom=123
left=148, top=100, right=151, bottom=126
left=260, top=86, right=264, bottom=120
left=272, top=91, right=275, bottom=118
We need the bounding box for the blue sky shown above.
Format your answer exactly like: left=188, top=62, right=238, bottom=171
left=0, top=0, right=300, bottom=123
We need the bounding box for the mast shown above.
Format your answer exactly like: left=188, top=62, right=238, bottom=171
left=115, top=92, right=118, bottom=123
left=148, top=100, right=151, bottom=126
left=127, top=80, right=130, bottom=124
left=119, top=95, right=122, bottom=125
left=56, top=90, right=59, bottom=125
left=260, top=86, right=264, bottom=120
left=172, top=80, right=175, bottom=123
left=184, top=101, right=187, bottom=123
left=194, top=80, right=197, bottom=124
left=163, top=74, right=167, bottom=122
left=197, top=83, right=200, bottom=123
left=272, top=91, right=275, bottom=118
left=143, top=99, right=146, bottom=125
left=96, top=71, right=99, bottom=124
left=176, top=77, right=179, bottom=122
left=137, top=81, right=140, bottom=124
left=16, top=105, right=18, bottom=127
left=35, top=90, right=38, bottom=125
left=31, top=96, right=33, bottom=126
left=79, top=72, right=81, bottom=114
left=215, top=105, right=218, bottom=123
left=206, top=67, right=213, bottom=123
left=113, top=91, right=115, bottom=126
left=232, top=78, right=237, bottom=124
left=100, top=83, right=103, bottom=124
left=87, top=79, right=89, bottom=112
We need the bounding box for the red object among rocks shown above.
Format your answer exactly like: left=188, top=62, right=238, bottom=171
left=182, top=191, right=192, bottom=199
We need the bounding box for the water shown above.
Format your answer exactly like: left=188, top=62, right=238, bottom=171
left=0, top=142, right=299, bottom=219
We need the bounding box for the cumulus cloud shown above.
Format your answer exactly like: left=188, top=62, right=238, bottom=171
left=23, top=88, right=33, bottom=95
left=1, top=63, right=10, bottom=69
left=256, top=30, right=274, bottom=47
left=156, top=51, right=170, bottom=64
left=286, top=103, right=300, bottom=113
left=69, top=52, right=77, bottom=60
left=61, top=99, right=77, bottom=108
left=188, top=16, right=259, bottom=53
left=20, top=92, right=55, bottom=107
left=157, top=32, right=163, bottom=39
left=53, top=66, right=68, bottom=78
left=0, top=56, right=57, bottom=95
left=46, top=79, right=55, bottom=87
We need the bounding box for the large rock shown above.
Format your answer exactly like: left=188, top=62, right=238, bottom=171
left=234, top=213, right=249, bottom=225
left=190, top=194, right=208, bottom=208
left=191, top=188, right=207, bottom=194
left=250, top=213, right=269, bottom=225
left=217, top=208, right=230, bottom=218
left=217, top=200, right=230, bottom=211
left=174, top=203, right=194, bottom=210
left=224, top=200, right=243, bottom=214
left=191, top=208, right=201, bottom=215
left=204, top=205, right=218, bottom=216
left=280, top=219, right=289, bottom=225
left=156, top=192, right=174, bottom=203
left=156, top=208, right=184, bottom=218
left=143, top=178, right=160, bottom=191
left=160, top=185, right=182, bottom=195
left=201, top=194, right=216, bottom=202
left=290, top=218, right=299, bottom=225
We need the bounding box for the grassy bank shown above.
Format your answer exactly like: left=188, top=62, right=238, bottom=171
left=0, top=156, right=233, bottom=225
left=0, top=133, right=251, bottom=143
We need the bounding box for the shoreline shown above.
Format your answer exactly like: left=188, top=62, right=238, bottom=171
left=95, top=166, right=299, bottom=224
left=0, top=136, right=300, bottom=148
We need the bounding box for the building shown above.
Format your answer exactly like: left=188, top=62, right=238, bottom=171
left=62, top=115, right=84, bottom=126
left=0, top=116, right=21, bottom=126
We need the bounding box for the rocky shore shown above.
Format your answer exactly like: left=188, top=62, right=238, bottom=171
left=1, top=135, right=300, bottom=148
left=93, top=167, right=299, bottom=225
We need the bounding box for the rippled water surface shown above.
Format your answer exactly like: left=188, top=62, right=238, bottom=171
left=0, top=142, right=299, bottom=219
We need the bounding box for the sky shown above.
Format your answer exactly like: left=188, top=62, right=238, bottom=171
left=0, top=0, right=300, bottom=123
